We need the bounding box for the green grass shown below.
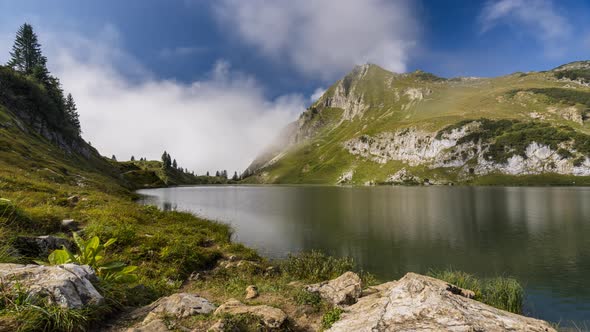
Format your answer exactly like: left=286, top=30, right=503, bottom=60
left=251, top=64, right=590, bottom=185
left=322, top=307, right=343, bottom=329
left=428, top=269, right=524, bottom=314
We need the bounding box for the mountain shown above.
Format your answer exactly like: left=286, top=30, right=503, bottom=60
left=247, top=62, right=590, bottom=185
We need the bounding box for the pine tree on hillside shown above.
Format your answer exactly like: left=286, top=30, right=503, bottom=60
left=111, top=155, right=117, bottom=161
left=206, top=171, right=210, bottom=177
left=232, top=171, right=238, bottom=181
left=7, top=23, right=46, bottom=75
left=161, top=151, right=172, bottom=168
left=172, top=159, right=178, bottom=169
left=215, top=171, right=220, bottom=177
left=64, top=93, right=81, bottom=135
left=131, top=156, right=135, bottom=161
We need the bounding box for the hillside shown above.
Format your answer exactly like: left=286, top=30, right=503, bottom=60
left=0, top=63, right=251, bottom=330
left=247, top=62, right=590, bottom=185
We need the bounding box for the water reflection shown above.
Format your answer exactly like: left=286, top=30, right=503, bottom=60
left=138, top=185, right=590, bottom=324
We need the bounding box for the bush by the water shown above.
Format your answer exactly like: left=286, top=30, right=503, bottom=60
left=428, top=269, right=524, bottom=314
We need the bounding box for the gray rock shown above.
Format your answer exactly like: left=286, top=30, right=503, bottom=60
left=126, top=319, right=169, bottom=332
left=0, top=263, right=103, bottom=309
left=305, top=271, right=362, bottom=306
left=327, top=272, right=556, bottom=332
left=13, top=235, right=75, bottom=258
left=245, top=285, right=259, bottom=300
left=147, top=293, right=216, bottom=318
left=127, top=293, right=216, bottom=331
left=61, top=219, right=80, bottom=232
left=67, top=195, right=80, bottom=206
left=214, top=299, right=287, bottom=329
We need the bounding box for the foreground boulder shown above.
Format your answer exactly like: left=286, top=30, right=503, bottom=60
left=143, top=293, right=216, bottom=320
left=0, top=263, right=103, bottom=309
left=126, top=293, right=216, bottom=331
left=305, top=271, right=362, bottom=306
left=214, top=299, right=287, bottom=329
left=327, top=273, right=556, bottom=332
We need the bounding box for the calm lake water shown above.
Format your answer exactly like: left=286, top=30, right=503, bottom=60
left=137, top=185, right=590, bottom=325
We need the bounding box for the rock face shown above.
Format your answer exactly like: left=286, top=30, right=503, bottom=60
left=305, top=271, right=362, bottom=306
left=345, top=122, right=590, bottom=179
left=13, top=235, right=75, bottom=258
left=214, top=299, right=287, bottom=329
left=0, top=263, right=103, bottom=309
left=327, top=273, right=556, bottom=332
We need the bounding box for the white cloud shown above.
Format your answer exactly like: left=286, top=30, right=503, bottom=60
left=310, top=88, right=326, bottom=102
left=214, top=0, right=418, bottom=79
left=480, top=0, right=571, bottom=45
left=2, top=25, right=303, bottom=174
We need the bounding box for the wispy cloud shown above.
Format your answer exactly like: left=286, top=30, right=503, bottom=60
left=1, top=24, right=304, bottom=173
left=479, top=0, right=571, bottom=50
left=214, top=0, right=418, bottom=80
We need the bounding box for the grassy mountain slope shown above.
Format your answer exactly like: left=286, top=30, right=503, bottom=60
left=0, top=65, right=254, bottom=329
left=247, top=62, right=590, bottom=185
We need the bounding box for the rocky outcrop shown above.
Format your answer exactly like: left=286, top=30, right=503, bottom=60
left=0, top=263, right=103, bottom=309
left=305, top=271, right=362, bottom=306
left=345, top=121, right=590, bottom=178
left=214, top=299, right=287, bottom=329
left=13, top=235, right=75, bottom=258
left=327, top=273, right=556, bottom=332
left=321, top=64, right=371, bottom=120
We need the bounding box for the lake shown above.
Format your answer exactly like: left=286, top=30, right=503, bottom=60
left=137, top=185, right=590, bottom=325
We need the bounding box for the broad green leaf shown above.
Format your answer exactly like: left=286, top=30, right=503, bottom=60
left=104, top=238, right=117, bottom=248
left=48, top=249, right=72, bottom=265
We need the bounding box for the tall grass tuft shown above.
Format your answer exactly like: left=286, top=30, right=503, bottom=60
left=428, top=269, right=524, bottom=314
left=280, top=250, right=378, bottom=286
left=280, top=250, right=354, bottom=283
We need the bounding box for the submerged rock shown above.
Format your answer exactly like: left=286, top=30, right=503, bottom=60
left=0, top=263, right=103, bottom=309
left=305, top=271, right=362, bottom=306
left=214, top=299, right=287, bottom=329
left=327, top=273, right=556, bottom=332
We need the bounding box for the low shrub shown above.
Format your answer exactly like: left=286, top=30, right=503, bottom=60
left=322, top=307, right=343, bottom=329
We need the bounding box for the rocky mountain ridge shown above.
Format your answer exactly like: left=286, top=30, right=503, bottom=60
left=247, top=61, right=590, bottom=185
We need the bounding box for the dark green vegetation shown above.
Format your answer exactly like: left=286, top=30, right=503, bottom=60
left=428, top=269, right=524, bottom=314
left=527, top=88, right=590, bottom=108
left=439, top=118, right=590, bottom=163
left=554, top=68, right=590, bottom=84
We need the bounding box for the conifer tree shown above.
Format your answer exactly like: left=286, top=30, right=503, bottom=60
left=172, top=159, right=178, bottom=169
left=232, top=171, right=238, bottom=181
left=64, top=93, right=81, bottom=135
left=206, top=171, right=210, bottom=177
left=7, top=23, right=46, bottom=75
left=131, top=156, right=135, bottom=161
left=215, top=171, right=220, bottom=177
left=111, top=155, right=117, bottom=161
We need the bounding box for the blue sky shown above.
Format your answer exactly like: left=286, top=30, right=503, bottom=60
left=0, top=0, right=589, bottom=172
